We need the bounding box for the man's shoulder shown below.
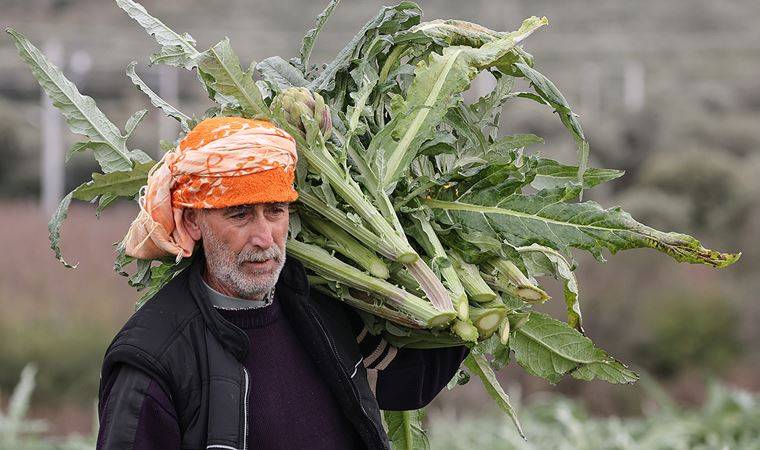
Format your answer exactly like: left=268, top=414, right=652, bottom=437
left=109, top=267, right=202, bottom=357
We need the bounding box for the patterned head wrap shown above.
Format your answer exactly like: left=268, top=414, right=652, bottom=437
left=123, top=117, right=298, bottom=260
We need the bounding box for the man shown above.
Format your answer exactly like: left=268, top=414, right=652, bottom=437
left=97, top=117, right=467, bottom=449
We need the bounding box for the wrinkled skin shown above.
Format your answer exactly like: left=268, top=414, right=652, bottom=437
left=184, top=203, right=290, bottom=300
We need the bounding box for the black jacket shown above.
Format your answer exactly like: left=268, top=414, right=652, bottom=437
left=98, top=256, right=467, bottom=449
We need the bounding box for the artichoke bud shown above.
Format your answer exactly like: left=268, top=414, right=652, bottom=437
left=272, top=87, right=332, bottom=139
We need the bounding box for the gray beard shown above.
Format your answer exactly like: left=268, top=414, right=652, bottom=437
left=200, top=223, right=286, bottom=300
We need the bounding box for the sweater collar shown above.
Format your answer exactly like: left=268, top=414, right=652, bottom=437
left=202, top=278, right=273, bottom=310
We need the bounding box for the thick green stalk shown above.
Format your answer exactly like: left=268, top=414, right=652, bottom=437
left=300, top=143, right=399, bottom=248
left=280, top=112, right=418, bottom=263
left=499, top=316, right=510, bottom=345
left=287, top=239, right=455, bottom=327
left=408, top=215, right=468, bottom=319
left=374, top=44, right=407, bottom=129
left=489, top=259, right=550, bottom=303
left=286, top=104, right=454, bottom=315
left=307, top=275, right=330, bottom=286
left=303, top=215, right=390, bottom=279
left=449, top=251, right=497, bottom=303
left=389, top=267, right=425, bottom=297
left=343, top=140, right=409, bottom=244
left=406, top=257, right=456, bottom=313
left=480, top=271, right=549, bottom=305
left=309, top=282, right=428, bottom=329
left=298, top=191, right=400, bottom=260
left=345, top=135, right=380, bottom=193
left=469, top=306, right=507, bottom=338
left=378, top=44, right=407, bottom=84
left=451, top=319, right=479, bottom=343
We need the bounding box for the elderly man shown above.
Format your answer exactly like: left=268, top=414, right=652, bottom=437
left=96, top=117, right=467, bottom=450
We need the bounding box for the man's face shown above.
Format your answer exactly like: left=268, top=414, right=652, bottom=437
left=194, top=203, right=290, bottom=300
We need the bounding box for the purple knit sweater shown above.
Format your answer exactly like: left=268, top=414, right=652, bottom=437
left=100, top=299, right=360, bottom=449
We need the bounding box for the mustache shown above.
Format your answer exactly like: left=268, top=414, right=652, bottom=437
left=237, top=246, right=283, bottom=264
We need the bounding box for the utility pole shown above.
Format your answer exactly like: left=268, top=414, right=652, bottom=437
left=158, top=65, right=180, bottom=149
left=581, top=63, right=602, bottom=119
left=623, top=61, right=645, bottom=113
left=41, top=39, right=64, bottom=215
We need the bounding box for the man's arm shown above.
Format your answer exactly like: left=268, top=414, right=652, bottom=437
left=353, top=322, right=469, bottom=411
left=97, top=365, right=181, bottom=450
left=361, top=331, right=468, bottom=410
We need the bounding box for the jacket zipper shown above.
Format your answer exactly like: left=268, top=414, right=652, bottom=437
left=242, top=367, right=250, bottom=450
left=306, top=307, right=385, bottom=448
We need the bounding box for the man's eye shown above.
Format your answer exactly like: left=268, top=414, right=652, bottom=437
left=268, top=205, right=287, bottom=215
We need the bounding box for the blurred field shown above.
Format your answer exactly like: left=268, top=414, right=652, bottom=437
left=428, top=381, right=760, bottom=450
left=0, top=202, right=137, bottom=435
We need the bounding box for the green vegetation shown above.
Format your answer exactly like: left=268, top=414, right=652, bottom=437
left=3, top=365, right=758, bottom=449
left=0, top=366, right=96, bottom=449
left=429, top=381, right=760, bottom=450
left=638, top=290, right=742, bottom=377
left=0, top=322, right=112, bottom=407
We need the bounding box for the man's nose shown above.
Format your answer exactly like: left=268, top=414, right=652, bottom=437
left=246, top=214, right=275, bottom=248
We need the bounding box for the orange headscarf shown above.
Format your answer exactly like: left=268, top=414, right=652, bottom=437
left=123, top=117, right=298, bottom=260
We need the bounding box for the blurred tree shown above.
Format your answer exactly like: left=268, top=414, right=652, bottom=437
left=0, top=102, right=39, bottom=198
left=637, top=290, right=741, bottom=378
left=635, top=150, right=753, bottom=232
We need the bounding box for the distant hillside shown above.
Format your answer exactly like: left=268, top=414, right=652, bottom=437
left=1, top=0, right=758, bottom=195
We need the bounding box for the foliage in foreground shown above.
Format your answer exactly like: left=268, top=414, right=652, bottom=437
left=0, top=365, right=95, bottom=450
left=3, top=365, right=757, bottom=450
left=429, top=381, right=760, bottom=450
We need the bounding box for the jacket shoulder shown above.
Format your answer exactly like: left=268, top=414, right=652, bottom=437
left=115, top=268, right=200, bottom=353
left=101, top=267, right=202, bottom=391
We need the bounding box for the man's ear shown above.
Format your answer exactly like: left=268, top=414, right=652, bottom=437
left=183, top=209, right=204, bottom=241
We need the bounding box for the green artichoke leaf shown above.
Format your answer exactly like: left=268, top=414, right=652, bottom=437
left=518, top=244, right=582, bottom=331
left=308, top=2, right=422, bottom=93
left=124, top=109, right=148, bottom=138
left=515, top=62, right=588, bottom=189
left=48, top=192, right=76, bottom=268
left=115, top=0, right=200, bottom=69
left=256, top=56, right=309, bottom=91
left=133, top=257, right=193, bottom=310
left=71, top=161, right=154, bottom=203
left=126, top=62, right=193, bottom=131
left=408, top=19, right=503, bottom=47
left=510, top=311, right=638, bottom=384
left=441, top=160, right=538, bottom=204
left=369, top=17, right=548, bottom=192
left=197, top=39, right=268, bottom=117
left=7, top=28, right=133, bottom=173
left=469, top=72, right=515, bottom=131
left=383, top=409, right=430, bottom=450
left=443, top=105, right=489, bottom=158
left=298, top=0, right=340, bottom=74
left=489, top=133, right=544, bottom=155
left=463, top=353, right=525, bottom=439
left=532, top=158, right=625, bottom=190
left=425, top=185, right=741, bottom=268
left=96, top=192, right=121, bottom=217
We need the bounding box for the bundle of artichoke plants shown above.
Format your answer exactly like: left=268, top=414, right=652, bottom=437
left=7, top=0, right=740, bottom=447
